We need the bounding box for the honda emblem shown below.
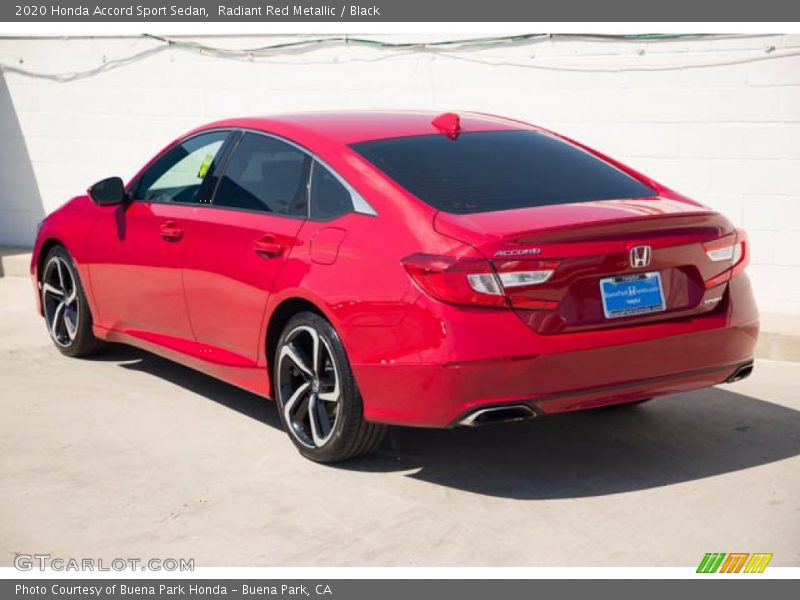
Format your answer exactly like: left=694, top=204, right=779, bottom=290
left=630, top=246, right=652, bottom=268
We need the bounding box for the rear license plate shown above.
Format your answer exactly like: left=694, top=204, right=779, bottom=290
left=600, top=272, right=666, bottom=319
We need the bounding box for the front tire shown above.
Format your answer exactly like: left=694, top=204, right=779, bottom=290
left=274, top=312, right=386, bottom=463
left=41, top=245, right=106, bottom=357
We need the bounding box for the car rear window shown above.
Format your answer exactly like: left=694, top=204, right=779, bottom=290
left=350, top=130, right=655, bottom=214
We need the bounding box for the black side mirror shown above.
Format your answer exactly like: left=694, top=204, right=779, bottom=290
left=88, top=176, right=127, bottom=206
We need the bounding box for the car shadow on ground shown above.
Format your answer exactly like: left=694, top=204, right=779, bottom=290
left=98, top=344, right=284, bottom=430
left=102, top=344, right=800, bottom=500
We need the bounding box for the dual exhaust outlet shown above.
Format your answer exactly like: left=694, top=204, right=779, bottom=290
left=459, top=360, right=755, bottom=427
left=726, top=361, right=754, bottom=384
left=458, top=404, right=537, bottom=427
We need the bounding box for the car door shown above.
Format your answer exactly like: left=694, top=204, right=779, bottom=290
left=181, top=131, right=311, bottom=364
left=88, top=130, right=231, bottom=342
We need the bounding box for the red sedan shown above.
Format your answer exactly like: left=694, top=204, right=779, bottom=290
left=30, top=111, right=758, bottom=462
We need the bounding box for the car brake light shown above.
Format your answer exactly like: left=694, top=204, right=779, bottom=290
left=431, top=112, right=461, bottom=140
left=402, top=254, right=559, bottom=308
left=702, top=230, right=749, bottom=288
left=732, top=230, right=749, bottom=276
left=402, top=254, right=506, bottom=307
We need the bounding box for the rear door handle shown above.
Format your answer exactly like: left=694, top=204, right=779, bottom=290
left=253, top=235, right=285, bottom=258
left=159, top=221, right=183, bottom=241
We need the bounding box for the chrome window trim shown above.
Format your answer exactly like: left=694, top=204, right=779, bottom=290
left=237, top=127, right=378, bottom=218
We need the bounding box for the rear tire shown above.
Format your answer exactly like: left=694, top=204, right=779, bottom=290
left=274, top=311, right=386, bottom=463
left=41, top=245, right=106, bottom=358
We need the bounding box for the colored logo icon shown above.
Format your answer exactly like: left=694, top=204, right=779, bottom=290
left=697, top=553, right=773, bottom=573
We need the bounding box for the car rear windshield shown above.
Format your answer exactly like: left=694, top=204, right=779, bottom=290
left=350, top=130, right=656, bottom=214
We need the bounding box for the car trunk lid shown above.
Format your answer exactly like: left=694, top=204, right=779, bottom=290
left=433, top=196, right=736, bottom=334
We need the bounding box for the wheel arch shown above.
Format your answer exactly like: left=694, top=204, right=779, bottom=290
left=37, top=238, right=67, bottom=274
left=265, top=296, right=327, bottom=397
left=35, top=238, right=68, bottom=315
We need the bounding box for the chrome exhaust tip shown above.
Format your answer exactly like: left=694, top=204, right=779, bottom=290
left=726, top=361, right=754, bottom=384
left=458, top=404, right=536, bottom=427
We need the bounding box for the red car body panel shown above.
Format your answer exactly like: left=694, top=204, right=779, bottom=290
left=30, top=111, right=758, bottom=427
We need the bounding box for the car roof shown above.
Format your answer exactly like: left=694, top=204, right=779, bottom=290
left=200, top=110, right=533, bottom=145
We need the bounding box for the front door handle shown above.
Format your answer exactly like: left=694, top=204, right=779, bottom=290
left=253, top=235, right=285, bottom=258
left=159, top=221, right=183, bottom=241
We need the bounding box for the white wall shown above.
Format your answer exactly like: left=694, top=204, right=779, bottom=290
left=1, top=34, right=798, bottom=313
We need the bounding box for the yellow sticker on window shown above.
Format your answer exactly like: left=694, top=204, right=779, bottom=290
left=197, top=153, right=214, bottom=179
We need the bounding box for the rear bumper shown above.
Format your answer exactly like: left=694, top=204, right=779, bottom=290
left=354, top=275, right=758, bottom=428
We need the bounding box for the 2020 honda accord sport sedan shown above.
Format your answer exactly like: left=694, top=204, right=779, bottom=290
left=31, top=111, right=758, bottom=462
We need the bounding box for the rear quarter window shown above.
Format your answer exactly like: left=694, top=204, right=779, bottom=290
left=350, top=130, right=655, bottom=214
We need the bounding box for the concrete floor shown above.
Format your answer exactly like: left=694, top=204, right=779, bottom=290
left=1, top=275, right=798, bottom=567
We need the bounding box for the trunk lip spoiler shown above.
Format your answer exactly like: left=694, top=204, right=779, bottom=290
left=432, top=200, right=725, bottom=246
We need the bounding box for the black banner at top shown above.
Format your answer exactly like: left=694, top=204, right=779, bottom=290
left=3, top=0, right=800, bottom=22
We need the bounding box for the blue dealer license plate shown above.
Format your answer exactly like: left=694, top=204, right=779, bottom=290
left=599, top=272, right=666, bottom=319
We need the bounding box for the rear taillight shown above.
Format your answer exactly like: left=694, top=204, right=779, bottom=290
left=402, top=254, right=506, bottom=307
left=402, top=254, right=558, bottom=308
left=495, top=261, right=558, bottom=287
left=732, top=230, right=749, bottom=276
left=704, top=233, right=737, bottom=262
left=702, top=230, right=749, bottom=288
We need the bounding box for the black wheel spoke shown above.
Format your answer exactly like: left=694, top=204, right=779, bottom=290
left=294, top=392, right=311, bottom=422
left=308, top=393, right=333, bottom=446
left=281, top=343, right=314, bottom=379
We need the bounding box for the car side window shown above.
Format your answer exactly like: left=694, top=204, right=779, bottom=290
left=134, top=131, right=228, bottom=204
left=213, top=133, right=311, bottom=217
left=309, top=161, right=354, bottom=220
